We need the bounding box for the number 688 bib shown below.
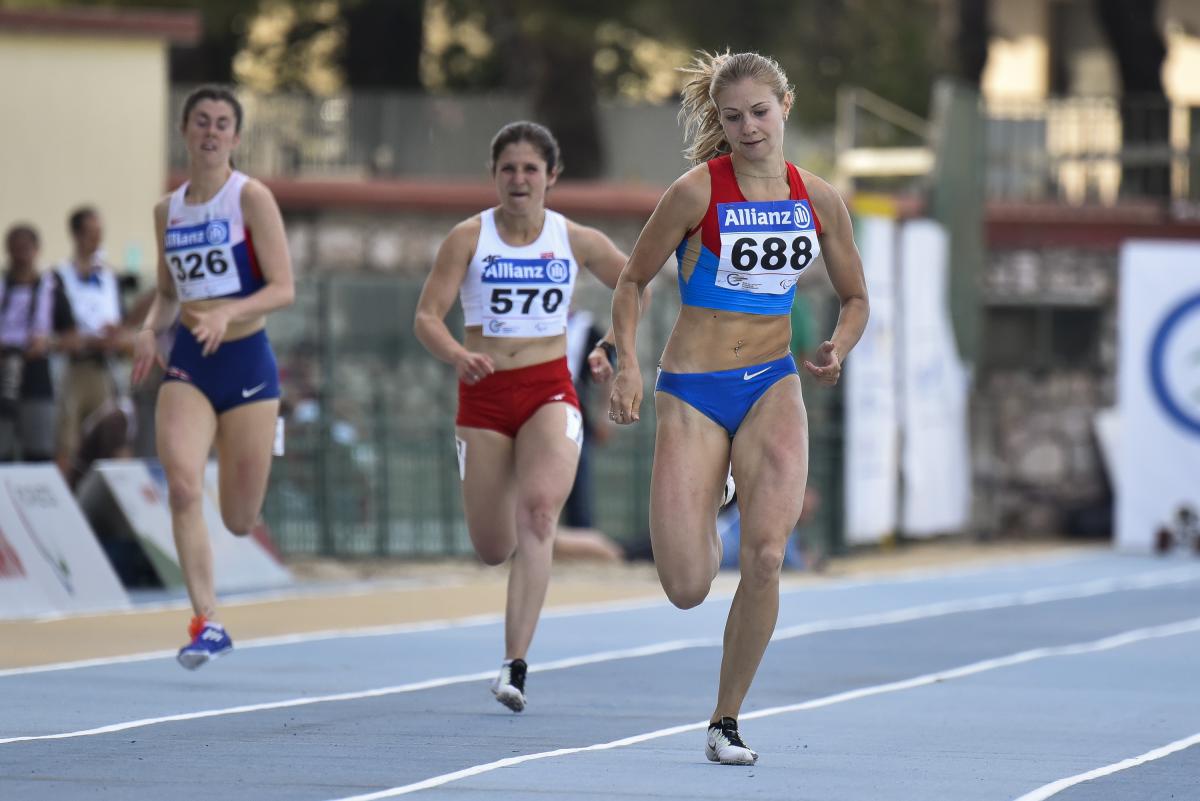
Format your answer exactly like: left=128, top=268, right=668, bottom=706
left=716, top=199, right=820, bottom=295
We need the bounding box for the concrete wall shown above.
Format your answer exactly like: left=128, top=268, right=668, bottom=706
left=0, top=30, right=169, bottom=279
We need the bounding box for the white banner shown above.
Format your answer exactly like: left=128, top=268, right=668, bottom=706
left=898, top=220, right=972, bottom=536
left=1116, top=241, right=1200, bottom=553
left=0, top=464, right=129, bottom=619
left=84, top=460, right=291, bottom=592
left=844, top=215, right=899, bottom=544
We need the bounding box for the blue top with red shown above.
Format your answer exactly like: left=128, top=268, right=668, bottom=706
left=674, top=154, right=823, bottom=316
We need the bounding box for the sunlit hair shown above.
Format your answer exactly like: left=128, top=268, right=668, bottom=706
left=678, top=50, right=793, bottom=165
left=489, top=121, right=562, bottom=176
left=180, top=86, right=244, bottom=134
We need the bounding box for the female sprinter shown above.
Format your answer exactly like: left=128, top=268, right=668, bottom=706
left=608, top=52, right=869, bottom=763
left=414, top=121, right=628, bottom=712
left=132, top=87, right=294, bottom=669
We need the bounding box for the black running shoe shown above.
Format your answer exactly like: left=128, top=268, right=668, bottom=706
left=491, top=658, right=527, bottom=712
left=705, top=716, right=758, bottom=765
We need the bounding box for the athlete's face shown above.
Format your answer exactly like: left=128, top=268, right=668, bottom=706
left=183, top=99, right=240, bottom=170
left=493, top=141, right=557, bottom=212
left=716, top=79, right=792, bottom=161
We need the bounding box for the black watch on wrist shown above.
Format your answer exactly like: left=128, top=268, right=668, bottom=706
left=598, top=341, right=617, bottom=366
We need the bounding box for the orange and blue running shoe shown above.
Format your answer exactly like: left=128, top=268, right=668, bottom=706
left=177, top=615, right=233, bottom=670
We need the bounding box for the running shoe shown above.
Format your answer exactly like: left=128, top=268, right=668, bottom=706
left=721, top=469, right=736, bottom=508
left=177, top=616, right=233, bottom=670
left=491, top=658, right=527, bottom=712
left=706, top=717, right=758, bottom=765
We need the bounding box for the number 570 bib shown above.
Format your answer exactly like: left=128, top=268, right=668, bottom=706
left=481, top=258, right=573, bottom=337
left=716, top=199, right=820, bottom=295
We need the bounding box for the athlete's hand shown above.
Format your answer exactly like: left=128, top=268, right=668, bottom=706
left=456, top=351, right=495, bottom=386
left=609, top=364, right=643, bottom=425
left=587, top=343, right=614, bottom=383
left=191, top=307, right=231, bottom=357
left=131, top=329, right=166, bottom=386
left=802, top=341, right=842, bottom=386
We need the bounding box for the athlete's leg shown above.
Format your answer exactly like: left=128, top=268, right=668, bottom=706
left=213, top=399, right=280, bottom=535
left=650, top=392, right=733, bottom=609
left=456, top=426, right=518, bottom=565
left=711, top=375, right=808, bottom=723
left=156, top=381, right=219, bottom=619
left=505, top=402, right=580, bottom=659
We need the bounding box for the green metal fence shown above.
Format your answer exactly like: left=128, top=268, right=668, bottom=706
left=262, top=272, right=844, bottom=559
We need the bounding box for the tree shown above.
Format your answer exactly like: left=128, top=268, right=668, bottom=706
left=1094, top=0, right=1169, bottom=198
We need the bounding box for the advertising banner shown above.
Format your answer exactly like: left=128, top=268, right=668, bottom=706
left=1116, top=241, right=1200, bottom=553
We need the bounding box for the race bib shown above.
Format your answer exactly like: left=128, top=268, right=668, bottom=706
left=480, top=258, right=572, bottom=337
left=164, top=219, right=243, bottom=301
left=716, top=199, right=820, bottom=295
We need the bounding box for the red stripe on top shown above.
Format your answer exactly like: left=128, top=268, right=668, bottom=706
left=688, top=154, right=824, bottom=250
left=245, top=227, right=263, bottom=284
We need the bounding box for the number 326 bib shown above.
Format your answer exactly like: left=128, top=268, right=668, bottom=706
left=716, top=199, right=820, bottom=294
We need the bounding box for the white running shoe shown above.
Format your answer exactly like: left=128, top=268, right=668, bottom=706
left=705, top=717, right=758, bottom=765
left=721, top=469, right=736, bottom=508
left=491, top=658, right=527, bottom=712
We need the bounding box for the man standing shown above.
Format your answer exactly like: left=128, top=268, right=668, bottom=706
left=54, top=206, right=129, bottom=481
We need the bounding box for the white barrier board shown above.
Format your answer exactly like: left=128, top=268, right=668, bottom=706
left=0, top=464, right=130, bottom=619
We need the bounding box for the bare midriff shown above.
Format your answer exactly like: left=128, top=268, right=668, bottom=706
left=464, top=327, right=567, bottom=371
left=659, top=305, right=791, bottom=373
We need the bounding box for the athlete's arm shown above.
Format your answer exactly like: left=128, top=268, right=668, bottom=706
left=566, top=221, right=650, bottom=382
left=803, top=176, right=868, bottom=386
left=609, top=165, right=708, bottom=423
left=414, top=218, right=494, bottom=384
left=131, top=197, right=181, bottom=385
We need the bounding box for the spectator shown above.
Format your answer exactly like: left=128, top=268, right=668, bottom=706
left=53, top=206, right=130, bottom=478
left=0, top=224, right=57, bottom=461
left=554, top=306, right=624, bottom=562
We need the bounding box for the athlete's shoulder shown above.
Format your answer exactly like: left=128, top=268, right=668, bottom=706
left=661, top=163, right=712, bottom=214
left=440, top=212, right=484, bottom=258
left=153, top=193, right=172, bottom=220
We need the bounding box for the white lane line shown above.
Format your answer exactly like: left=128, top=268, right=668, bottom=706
left=322, top=616, right=1200, bottom=801
left=1011, top=730, right=1200, bottom=801
left=0, top=554, right=1178, bottom=679
left=3, top=566, right=1198, bottom=744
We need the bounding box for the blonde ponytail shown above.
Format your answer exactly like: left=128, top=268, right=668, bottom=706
left=677, top=50, right=794, bottom=166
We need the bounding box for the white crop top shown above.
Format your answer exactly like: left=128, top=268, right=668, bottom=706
left=459, top=208, right=577, bottom=337
left=164, top=171, right=264, bottom=302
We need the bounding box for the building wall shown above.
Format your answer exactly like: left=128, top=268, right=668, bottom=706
left=0, top=32, right=167, bottom=278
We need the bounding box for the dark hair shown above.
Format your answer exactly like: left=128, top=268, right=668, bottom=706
left=489, top=121, right=562, bottom=176
left=181, top=86, right=244, bottom=134
left=68, top=206, right=98, bottom=236
left=5, top=223, right=39, bottom=249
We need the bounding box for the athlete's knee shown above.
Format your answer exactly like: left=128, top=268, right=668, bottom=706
left=475, top=539, right=516, bottom=566
left=165, top=471, right=203, bottom=514
left=516, top=495, right=560, bottom=543
left=220, top=507, right=258, bottom=537
left=661, top=572, right=712, bottom=609
left=741, top=542, right=786, bottom=587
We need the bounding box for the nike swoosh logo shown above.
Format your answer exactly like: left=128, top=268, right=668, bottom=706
left=242, top=382, right=268, bottom=398
left=743, top=367, right=771, bottom=380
